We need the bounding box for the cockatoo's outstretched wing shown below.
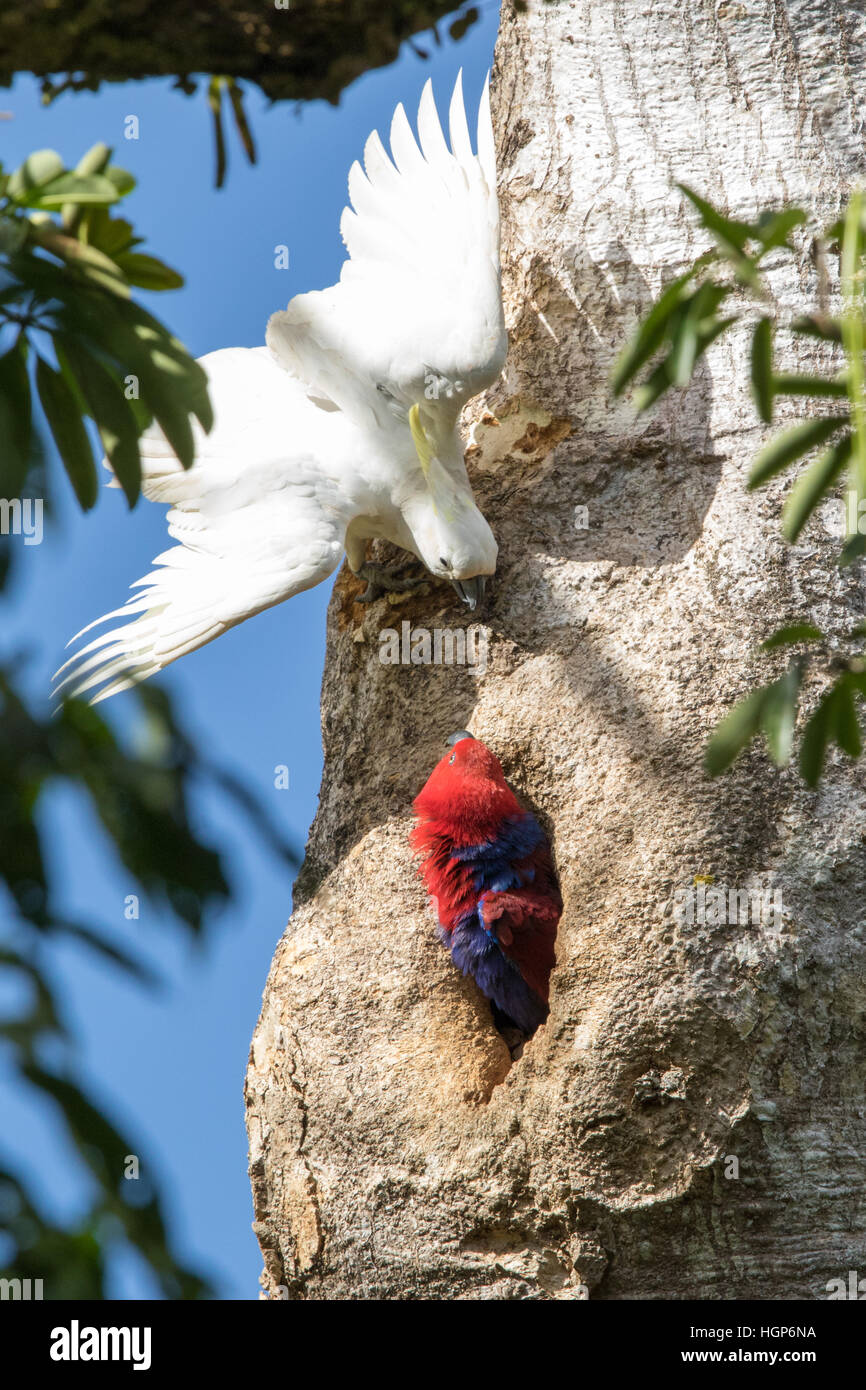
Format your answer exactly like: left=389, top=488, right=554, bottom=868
left=266, top=71, right=505, bottom=431
left=55, top=77, right=503, bottom=706
left=53, top=348, right=346, bottom=705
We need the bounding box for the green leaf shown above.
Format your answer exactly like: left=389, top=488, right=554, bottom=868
left=751, top=316, right=774, bottom=423
left=704, top=686, right=768, bottom=776
left=79, top=210, right=137, bottom=258
left=748, top=415, right=848, bottom=489
left=611, top=254, right=713, bottom=396
left=825, top=216, right=844, bottom=244
left=834, top=676, right=862, bottom=758
left=677, top=183, right=753, bottom=256
left=0, top=337, right=32, bottom=496
left=760, top=663, right=803, bottom=767
left=61, top=145, right=114, bottom=228
left=842, top=191, right=866, bottom=508
left=104, top=165, right=136, bottom=198
left=669, top=282, right=731, bottom=388
left=782, top=433, right=852, bottom=542
left=632, top=359, right=674, bottom=413
left=48, top=287, right=212, bottom=453
left=114, top=252, right=184, bottom=292
left=28, top=222, right=130, bottom=298
left=773, top=373, right=849, bottom=399
left=6, top=149, right=64, bottom=201
left=799, top=682, right=853, bottom=785
left=799, top=686, right=839, bottom=785
left=761, top=623, right=823, bottom=650
left=27, top=172, right=120, bottom=209
left=840, top=532, right=866, bottom=567
left=52, top=295, right=208, bottom=456
left=754, top=207, right=808, bottom=252
left=56, top=336, right=141, bottom=506
left=698, top=315, right=738, bottom=351
left=791, top=314, right=843, bottom=343
left=35, top=355, right=98, bottom=510
left=0, top=217, right=29, bottom=255
left=123, top=314, right=212, bottom=435
left=140, top=382, right=195, bottom=468
left=668, top=315, right=699, bottom=389
left=120, top=346, right=200, bottom=467
left=4, top=246, right=82, bottom=304
left=69, top=261, right=131, bottom=300
left=226, top=80, right=257, bottom=167
left=74, top=143, right=112, bottom=177
left=208, top=77, right=228, bottom=190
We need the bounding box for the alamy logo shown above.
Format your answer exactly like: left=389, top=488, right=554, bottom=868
left=49, top=1320, right=152, bottom=1370
left=0, top=1277, right=43, bottom=1299
left=378, top=621, right=487, bottom=675
left=826, top=1270, right=866, bottom=1299
left=672, top=882, right=783, bottom=927
left=0, top=497, right=43, bottom=545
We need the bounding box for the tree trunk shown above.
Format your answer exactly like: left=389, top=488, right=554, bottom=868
left=245, top=0, right=866, bottom=1299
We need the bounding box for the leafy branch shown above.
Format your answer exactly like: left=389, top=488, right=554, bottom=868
left=207, top=77, right=257, bottom=189
left=614, top=184, right=866, bottom=785
left=0, top=670, right=301, bottom=1297
left=0, top=141, right=212, bottom=510
left=703, top=624, right=866, bottom=786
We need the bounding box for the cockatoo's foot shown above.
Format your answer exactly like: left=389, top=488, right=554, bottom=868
left=355, top=562, right=428, bottom=603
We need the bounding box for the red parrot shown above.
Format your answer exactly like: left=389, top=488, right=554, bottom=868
left=411, top=731, right=561, bottom=1036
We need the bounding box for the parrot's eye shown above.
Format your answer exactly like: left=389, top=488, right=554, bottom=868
left=449, top=753, right=456, bottom=764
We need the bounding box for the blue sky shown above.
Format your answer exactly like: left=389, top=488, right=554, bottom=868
left=0, top=5, right=499, bottom=1298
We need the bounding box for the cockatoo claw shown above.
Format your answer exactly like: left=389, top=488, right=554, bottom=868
left=355, top=562, right=428, bottom=603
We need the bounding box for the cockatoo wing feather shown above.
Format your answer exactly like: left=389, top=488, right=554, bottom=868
left=266, top=72, right=505, bottom=430
left=54, top=348, right=345, bottom=705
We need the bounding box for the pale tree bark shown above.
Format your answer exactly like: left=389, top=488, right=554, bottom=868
left=245, top=0, right=866, bottom=1299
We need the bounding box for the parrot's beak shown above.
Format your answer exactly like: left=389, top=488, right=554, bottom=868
left=446, top=730, right=475, bottom=746
left=451, top=576, right=486, bottom=610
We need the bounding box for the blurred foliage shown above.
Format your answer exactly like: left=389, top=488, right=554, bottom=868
left=0, top=140, right=299, bottom=1295
left=615, top=185, right=866, bottom=786
left=207, top=77, right=257, bottom=190
left=0, top=140, right=212, bottom=509
left=0, top=2, right=481, bottom=106
left=0, top=626, right=301, bottom=1296
left=0, top=620, right=301, bottom=1298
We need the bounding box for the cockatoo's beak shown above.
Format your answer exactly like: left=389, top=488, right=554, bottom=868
left=451, top=576, right=486, bottom=609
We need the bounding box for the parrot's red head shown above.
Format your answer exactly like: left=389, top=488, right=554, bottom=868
left=412, top=731, right=523, bottom=843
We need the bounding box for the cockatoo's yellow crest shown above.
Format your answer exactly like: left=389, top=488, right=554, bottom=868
left=409, top=404, right=433, bottom=476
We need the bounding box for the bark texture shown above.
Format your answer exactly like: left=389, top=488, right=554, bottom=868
left=246, top=0, right=866, bottom=1299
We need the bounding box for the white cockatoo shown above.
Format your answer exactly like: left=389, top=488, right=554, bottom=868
left=53, top=73, right=505, bottom=705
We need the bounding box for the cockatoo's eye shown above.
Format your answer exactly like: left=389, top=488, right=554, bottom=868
left=449, top=753, right=456, bottom=764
